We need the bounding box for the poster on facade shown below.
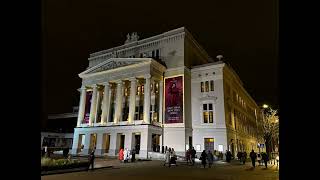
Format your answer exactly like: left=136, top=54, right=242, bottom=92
left=165, top=76, right=183, bottom=123
left=83, top=91, right=92, bottom=124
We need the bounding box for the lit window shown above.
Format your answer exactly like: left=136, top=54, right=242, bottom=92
left=201, top=82, right=204, bottom=92
left=203, top=103, right=214, bottom=123
left=203, top=112, right=209, bottom=123
left=205, top=81, right=209, bottom=92
left=210, top=80, right=214, bottom=91
left=209, top=112, right=213, bottom=123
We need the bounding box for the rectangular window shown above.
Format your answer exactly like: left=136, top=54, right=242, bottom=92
left=203, top=112, right=208, bottom=123
left=205, top=81, right=209, bottom=92
left=203, top=104, right=207, bottom=110
left=209, top=112, right=213, bottom=123
left=201, top=82, right=204, bottom=92
left=203, top=103, right=214, bottom=123
left=156, top=49, right=160, bottom=58
left=210, top=80, right=214, bottom=91
left=152, top=50, right=155, bottom=58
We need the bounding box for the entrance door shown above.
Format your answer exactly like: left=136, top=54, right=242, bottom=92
left=89, top=134, right=97, bottom=153
left=77, top=134, right=85, bottom=153
left=135, top=134, right=141, bottom=154
left=204, top=138, right=214, bottom=152
left=120, top=135, right=125, bottom=149
left=103, top=134, right=110, bottom=153
left=152, top=134, right=160, bottom=152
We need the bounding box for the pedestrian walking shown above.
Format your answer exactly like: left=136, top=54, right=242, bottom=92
left=131, top=148, right=136, bottom=162
left=123, top=148, right=128, bottom=163
left=118, top=148, right=124, bottom=162
left=88, top=147, right=95, bottom=171
left=186, top=148, right=191, bottom=165
left=200, top=150, right=207, bottom=168
left=242, top=151, right=247, bottom=164
left=262, top=152, right=269, bottom=168
left=257, top=153, right=262, bottom=166
left=250, top=150, right=257, bottom=168
left=191, top=147, right=196, bottom=166
left=237, top=151, right=242, bottom=164
left=170, top=148, right=177, bottom=166
left=226, top=150, right=232, bottom=163
left=207, top=150, right=214, bottom=168
left=164, top=150, right=171, bottom=167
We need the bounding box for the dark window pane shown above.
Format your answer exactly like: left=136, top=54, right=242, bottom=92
left=203, top=104, right=207, bottom=110
left=210, top=80, right=214, bottom=91
left=209, top=104, right=213, bottom=110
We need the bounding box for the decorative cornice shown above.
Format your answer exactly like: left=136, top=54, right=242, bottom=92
left=89, top=27, right=186, bottom=59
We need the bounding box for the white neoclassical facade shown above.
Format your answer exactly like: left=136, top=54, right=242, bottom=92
left=71, top=27, right=264, bottom=159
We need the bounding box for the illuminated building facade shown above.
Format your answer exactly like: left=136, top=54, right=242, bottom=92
left=71, top=27, right=264, bottom=159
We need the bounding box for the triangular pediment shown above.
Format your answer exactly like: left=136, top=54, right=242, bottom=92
left=79, top=58, right=151, bottom=77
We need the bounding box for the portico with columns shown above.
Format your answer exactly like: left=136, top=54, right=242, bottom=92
left=71, top=58, right=166, bottom=158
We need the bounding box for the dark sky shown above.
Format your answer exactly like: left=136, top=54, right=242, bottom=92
left=43, top=0, right=278, bottom=114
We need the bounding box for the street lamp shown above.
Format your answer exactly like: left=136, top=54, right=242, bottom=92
left=262, top=104, right=269, bottom=109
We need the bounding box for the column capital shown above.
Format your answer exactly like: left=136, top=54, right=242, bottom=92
left=91, top=84, right=98, bottom=88
left=128, top=77, right=137, bottom=82
left=144, top=74, right=151, bottom=79
left=102, top=82, right=110, bottom=87
left=115, top=80, right=123, bottom=84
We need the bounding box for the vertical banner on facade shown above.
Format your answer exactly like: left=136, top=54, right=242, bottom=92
left=83, top=91, right=92, bottom=124
left=165, top=76, right=183, bottom=123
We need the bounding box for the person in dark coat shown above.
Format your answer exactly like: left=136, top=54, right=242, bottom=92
left=200, top=150, right=207, bottom=168
left=242, top=151, right=247, bottom=164
left=249, top=150, right=257, bottom=168
left=225, top=150, right=232, bottom=163
left=237, top=152, right=242, bottom=164
left=207, top=150, right=214, bottom=168
left=131, top=148, right=136, bottom=162
left=262, top=152, right=269, bottom=168
left=191, top=147, right=196, bottom=166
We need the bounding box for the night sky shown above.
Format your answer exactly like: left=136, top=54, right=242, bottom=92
left=43, top=0, right=278, bottom=115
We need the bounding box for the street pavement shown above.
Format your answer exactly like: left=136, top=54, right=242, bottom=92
left=42, top=159, right=279, bottom=180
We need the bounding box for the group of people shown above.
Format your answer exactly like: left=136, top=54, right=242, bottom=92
left=199, top=150, right=215, bottom=168
left=237, top=150, right=270, bottom=168
left=163, top=147, right=177, bottom=167
left=118, top=148, right=136, bottom=163
left=185, top=147, right=197, bottom=165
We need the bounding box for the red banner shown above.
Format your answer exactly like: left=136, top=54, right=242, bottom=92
left=165, top=76, right=183, bottom=123
left=83, top=91, right=92, bottom=124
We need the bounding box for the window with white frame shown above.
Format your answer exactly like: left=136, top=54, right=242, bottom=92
left=200, top=80, right=214, bottom=93
left=203, top=103, right=214, bottom=123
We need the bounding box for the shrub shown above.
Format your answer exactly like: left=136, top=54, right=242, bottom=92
left=41, top=157, right=87, bottom=171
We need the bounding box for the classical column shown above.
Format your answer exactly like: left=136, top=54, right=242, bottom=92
left=150, top=79, right=156, bottom=123
left=89, top=85, right=98, bottom=126
left=114, top=80, right=123, bottom=124
left=101, top=83, right=110, bottom=125
left=77, top=87, right=87, bottom=127
left=95, top=88, right=103, bottom=123
left=158, top=80, right=163, bottom=124
left=128, top=77, right=137, bottom=124
left=143, top=74, right=151, bottom=124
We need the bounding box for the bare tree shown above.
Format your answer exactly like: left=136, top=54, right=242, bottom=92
left=261, top=108, right=279, bottom=158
